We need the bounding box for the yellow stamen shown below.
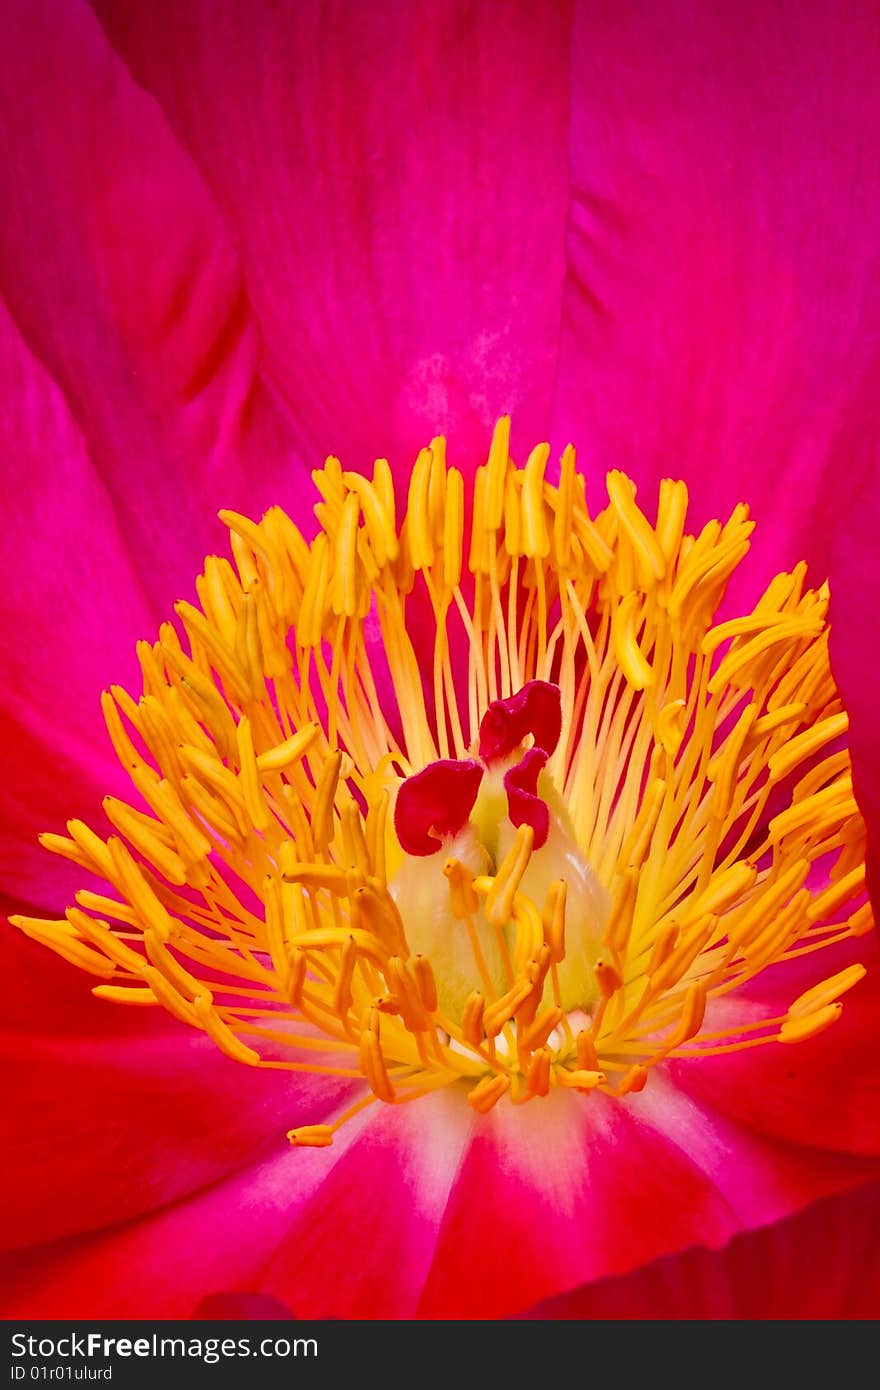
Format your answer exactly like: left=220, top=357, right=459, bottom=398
left=12, top=424, right=872, bottom=1146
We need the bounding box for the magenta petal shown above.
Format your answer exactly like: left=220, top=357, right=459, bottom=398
left=553, top=0, right=880, bottom=591
left=91, top=0, right=571, bottom=474
left=503, top=747, right=550, bottom=849
left=394, top=758, right=483, bottom=855
left=479, top=680, right=562, bottom=765
left=829, top=470, right=880, bottom=905
left=0, top=0, right=300, bottom=621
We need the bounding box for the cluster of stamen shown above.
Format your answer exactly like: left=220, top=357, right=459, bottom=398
left=12, top=419, right=872, bottom=1147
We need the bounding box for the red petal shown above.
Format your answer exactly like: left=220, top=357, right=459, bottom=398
left=523, top=1179, right=880, bottom=1319
left=668, top=933, right=880, bottom=1157
left=0, top=928, right=354, bottom=1252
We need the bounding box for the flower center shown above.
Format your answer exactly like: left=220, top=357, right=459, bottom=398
left=390, top=679, right=609, bottom=1019
left=12, top=420, right=873, bottom=1148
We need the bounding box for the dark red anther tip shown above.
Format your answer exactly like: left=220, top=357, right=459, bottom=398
left=394, top=758, right=484, bottom=856
left=478, top=680, right=562, bottom=766
left=504, top=746, right=550, bottom=849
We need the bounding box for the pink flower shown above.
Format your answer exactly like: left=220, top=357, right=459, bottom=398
left=2, top=0, right=880, bottom=1321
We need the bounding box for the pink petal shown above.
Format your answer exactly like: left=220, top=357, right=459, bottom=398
left=523, top=1178, right=880, bottom=1319
left=417, top=1087, right=739, bottom=1318
left=91, top=0, right=571, bottom=474
left=553, top=0, right=880, bottom=592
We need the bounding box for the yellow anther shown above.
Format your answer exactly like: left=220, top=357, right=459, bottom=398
left=707, top=702, right=757, bottom=814
left=553, top=444, right=576, bottom=568
left=555, top=1067, right=606, bottom=1091
left=485, top=416, right=511, bottom=531
left=666, top=982, right=707, bottom=1048
left=312, top=750, right=342, bottom=852
left=102, top=798, right=187, bottom=885
left=143, top=928, right=201, bottom=999
left=656, top=478, right=688, bottom=565
left=467, top=1072, right=511, bottom=1114
left=342, top=471, right=399, bottom=567
left=620, top=781, right=666, bottom=869
left=333, top=935, right=359, bottom=1019
left=406, top=446, right=435, bottom=570
left=193, top=996, right=261, bottom=1065
left=657, top=699, right=687, bottom=756
left=606, top=471, right=666, bottom=584
left=576, top=1030, right=599, bottom=1071
left=525, top=1048, right=552, bottom=1098
left=444, top=858, right=481, bottom=918
left=341, top=800, right=370, bottom=875
left=92, top=985, right=158, bottom=1005
left=330, top=491, right=361, bottom=617
left=686, top=863, right=756, bottom=921
left=236, top=715, right=270, bottom=832
left=485, top=824, right=534, bottom=926
left=612, top=592, right=654, bottom=690
left=11, top=916, right=116, bottom=978
left=108, top=837, right=175, bottom=941
left=359, top=1026, right=395, bottom=1103
left=287, top=1125, right=335, bottom=1148
left=787, top=964, right=867, bottom=1017
left=443, top=468, right=465, bottom=589
left=521, top=443, right=551, bottom=558
left=413, top=955, right=439, bottom=1014
left=282, top=863, right=350, bottom=895
left=806, top=865, right=866, bottom=923
left=256, top=724, right=320, bottom=773
left=141, top=965, right=198, bottom=1025
left=768, top=711, right=849, bottom=782
left=483, top=979, right=535, bottom=1037
left=521, top=1006, right=564, bottom=1053
left=593, top=959, right=622, bottom=998
left=352, top=879, right=408, bottom=957
left=542, top=880, right=567, bottom=963
left=777, top=1002, right=843, bottom=1044
left=616, top=1064, right=649, bottom=1096
left=386, top=956, right=428, bottom=1031
left=461, top=990, right=486, bottom=1047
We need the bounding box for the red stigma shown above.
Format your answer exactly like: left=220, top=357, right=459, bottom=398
left=504, top=747, right=550, bottom=849
left=478, top=680, right=562, bottom=765
left=393, top=758, right=484, bottom=855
